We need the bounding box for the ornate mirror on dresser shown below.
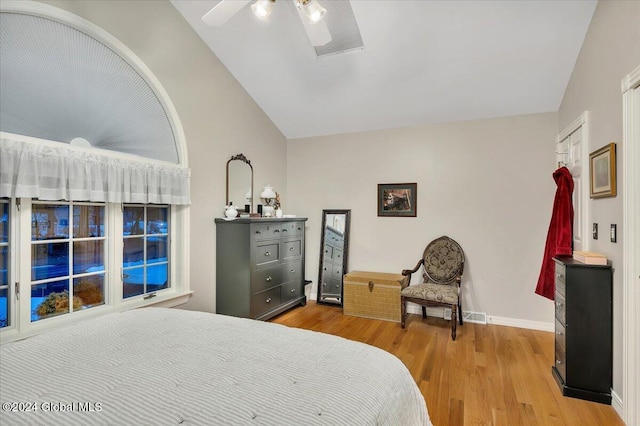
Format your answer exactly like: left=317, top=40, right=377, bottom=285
left=317, top=209, right=351, bottom=306
left=226, top=154, right=253, bottom=213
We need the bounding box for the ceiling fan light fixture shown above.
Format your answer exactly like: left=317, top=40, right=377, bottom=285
left=297, top=0, right=326, bottom=24
left=251, top=0, right=275, bottom=19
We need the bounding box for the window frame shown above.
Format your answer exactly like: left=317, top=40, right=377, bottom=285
left=0, top=198, right=190, bottom=343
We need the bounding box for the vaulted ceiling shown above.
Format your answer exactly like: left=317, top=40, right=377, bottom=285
left=172, top=0, right=596, bottom=139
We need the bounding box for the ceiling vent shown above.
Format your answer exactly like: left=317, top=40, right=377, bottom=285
left=307, top=1, right=363, bottom=57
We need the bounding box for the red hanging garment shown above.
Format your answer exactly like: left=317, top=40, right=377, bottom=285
left=535, top=167, right=574, bottom=300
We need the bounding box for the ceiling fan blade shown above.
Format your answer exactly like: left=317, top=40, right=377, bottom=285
left=202, top=0, right=252, bottom=26
left=297, top=12, right=331, bottom=47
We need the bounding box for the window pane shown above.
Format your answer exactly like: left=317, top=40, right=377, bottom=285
left=147, top=237, right=168, bottom=264
left=123, top=237, right=144, bottom=266
left=123, top=266, right=144, bottom=299
left=32, top=204, right=69, bottom=241
left=73, top=205, right=105, bottom=238
left=0, top=246, right=7, bottom=286
left=74, top=275, right=104, bottom=309
left=123, top=207, right=144, bottom=236
left=73, top=240, right=104, bottom=274
left=0, top=201, right=8, bottom=243
left=147, top=207, right=168, bottom=234
left=32, top=243, right=69, bottom=281
left=147, top=263, right=168, bottom=290
left=0, top=287, right=7, bottom=328
left=31, top=279, right=73, bottom=321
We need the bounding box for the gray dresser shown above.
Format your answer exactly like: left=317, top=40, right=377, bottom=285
left=215, top=218, right=307, bottom=320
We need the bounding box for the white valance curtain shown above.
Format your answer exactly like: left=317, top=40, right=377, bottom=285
left=0, top=137, right=190, bottom=205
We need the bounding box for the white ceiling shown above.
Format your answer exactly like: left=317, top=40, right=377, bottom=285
left=171, top=0, right=596, bottom=139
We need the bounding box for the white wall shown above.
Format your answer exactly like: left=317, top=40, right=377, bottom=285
left=558, top=0, right=640, bottom=408
left=288, top=112, right=558, bottom=325
left=41, top=0, right=289, bottom=313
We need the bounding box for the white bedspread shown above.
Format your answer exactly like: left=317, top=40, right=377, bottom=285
left=0, top=308, right=430, bottom=425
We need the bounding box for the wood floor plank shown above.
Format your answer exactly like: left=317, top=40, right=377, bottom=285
left=271, top=303, right=624, bottom=426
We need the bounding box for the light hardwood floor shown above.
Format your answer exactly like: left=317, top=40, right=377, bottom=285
left=270, top=303, right=624, bottom=426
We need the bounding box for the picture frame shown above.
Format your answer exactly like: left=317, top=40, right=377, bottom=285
left=377, top=183, right=417, bottom=217
left=589, top=143, right=617, bottom=198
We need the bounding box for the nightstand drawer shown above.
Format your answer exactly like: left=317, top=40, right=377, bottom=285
left=555, top=263, right=566, bottom=298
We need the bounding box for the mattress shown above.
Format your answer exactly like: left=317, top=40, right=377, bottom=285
left=0, top=308, right=430, bottom=425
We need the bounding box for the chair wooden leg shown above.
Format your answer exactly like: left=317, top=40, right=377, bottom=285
left=458, top=301, right=463, bottom=325
left=401, top=298, right=406, bottom=329
left=451, top=304, right=457, bottom=340
left=421, top=306, right=427, bottom=318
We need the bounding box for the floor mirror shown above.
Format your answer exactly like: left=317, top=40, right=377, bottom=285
left=317, top=209, right=351, bottom=306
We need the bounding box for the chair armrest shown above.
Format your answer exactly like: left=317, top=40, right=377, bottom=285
left=401, top=259, right=424, bottom=278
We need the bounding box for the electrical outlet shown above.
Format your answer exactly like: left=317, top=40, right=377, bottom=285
left=611, top=224, right=617, bottom=243
left=593, top=223, right=598, bottom=240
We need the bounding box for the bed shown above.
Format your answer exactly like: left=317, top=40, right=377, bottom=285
left=0, top=308, right=430, bottom=425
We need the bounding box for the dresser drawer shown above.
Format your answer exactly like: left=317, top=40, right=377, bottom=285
left=555, top=319, right=567, bottom=381
left=555, top=262, right=566, bottom=298
left=281, top=281, right=302, bottom=302
left=251, top=223, right=282, bottom=241
left=254, top=241, right=280, bottom=267
left=555, top=291, right=566, bottom=324
left=251, top=287, right=281, bottom=318
left=281, top=221, right=304, bottom=236
left=251, top=266, right=282, bottom=293
left=282, top=238, right=302, bottom=261
left=282, top=261, right=303, bottom=284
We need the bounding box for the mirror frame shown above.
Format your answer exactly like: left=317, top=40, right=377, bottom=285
left=317, top=209, right=351, bottom=306
left=226, top=153, right=253, bottom=213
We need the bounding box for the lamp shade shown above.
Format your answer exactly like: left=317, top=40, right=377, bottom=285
left=260, top=185, right=276, bottom=199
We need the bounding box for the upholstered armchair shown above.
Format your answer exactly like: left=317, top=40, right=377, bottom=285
left=400, top=236, right=465, bottom=340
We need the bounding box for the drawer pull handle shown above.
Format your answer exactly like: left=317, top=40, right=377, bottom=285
left=266, top=276, right=272, bottom=282
left=274, top=229, right=280, bottom=233
left=556, top=359, right=563, bottom=365
left=289, top=247, right=294, bottom=251
left=368, top=281, right=374, bottom=292
left=556, top=302, right=563, bottom=307
left=290, top=269, right=295, bottom=274
left=556, top=330, right=562, bottom=335
left=556, top=273, right=563, bottom=278
left=282, top=229, right=288, bottom=232
left=266, top=298, right=271, bottom=303
left=265, top=251, right=271, bottom=257
left=290, top=289, right=295, bottom=293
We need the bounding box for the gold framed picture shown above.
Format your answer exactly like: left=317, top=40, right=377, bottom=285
left=589, top=142, right=617, bottom=198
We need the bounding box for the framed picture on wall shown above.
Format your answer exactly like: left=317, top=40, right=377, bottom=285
left=377, top=183, right=417, bottom=217
left=589, top=142, right=617, bottom=198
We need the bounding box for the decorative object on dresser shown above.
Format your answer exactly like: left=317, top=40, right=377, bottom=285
left=377, top=183, right=417, bottom=217
left=343, top=271, right=408, bottom=322
left=589, top=142, right=616, bottom=198
left=552, top=256, right=612, bottom=404
left=317, top=209, right=351, bottom=306
left=400, top=236, right=465, bottom=340
left=260, top=185, right=277, bottom=217
left=226, top=153, right=253, bottom=213
left=572, top=250, right=607, bottom=265
left=215, top=218, right=307, bottom=320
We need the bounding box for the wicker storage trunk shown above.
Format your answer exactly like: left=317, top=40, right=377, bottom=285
left=343, top=271, right=408, bottom=322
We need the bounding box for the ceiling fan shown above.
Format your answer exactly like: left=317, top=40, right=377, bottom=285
left=202, top=0, right=332, bottom=47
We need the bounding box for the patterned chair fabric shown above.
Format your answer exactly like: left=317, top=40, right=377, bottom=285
left=400, top=236, right=465, bottom=340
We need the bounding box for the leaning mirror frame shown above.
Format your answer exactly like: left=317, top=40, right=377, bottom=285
left=317, top=209, right=351, bottom=306
left=226, top=154, right=253, bottom=213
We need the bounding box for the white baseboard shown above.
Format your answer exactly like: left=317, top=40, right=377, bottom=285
left=487, top=315, right=554, bottom=332
left=611, top=389, right=623, bottom=421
